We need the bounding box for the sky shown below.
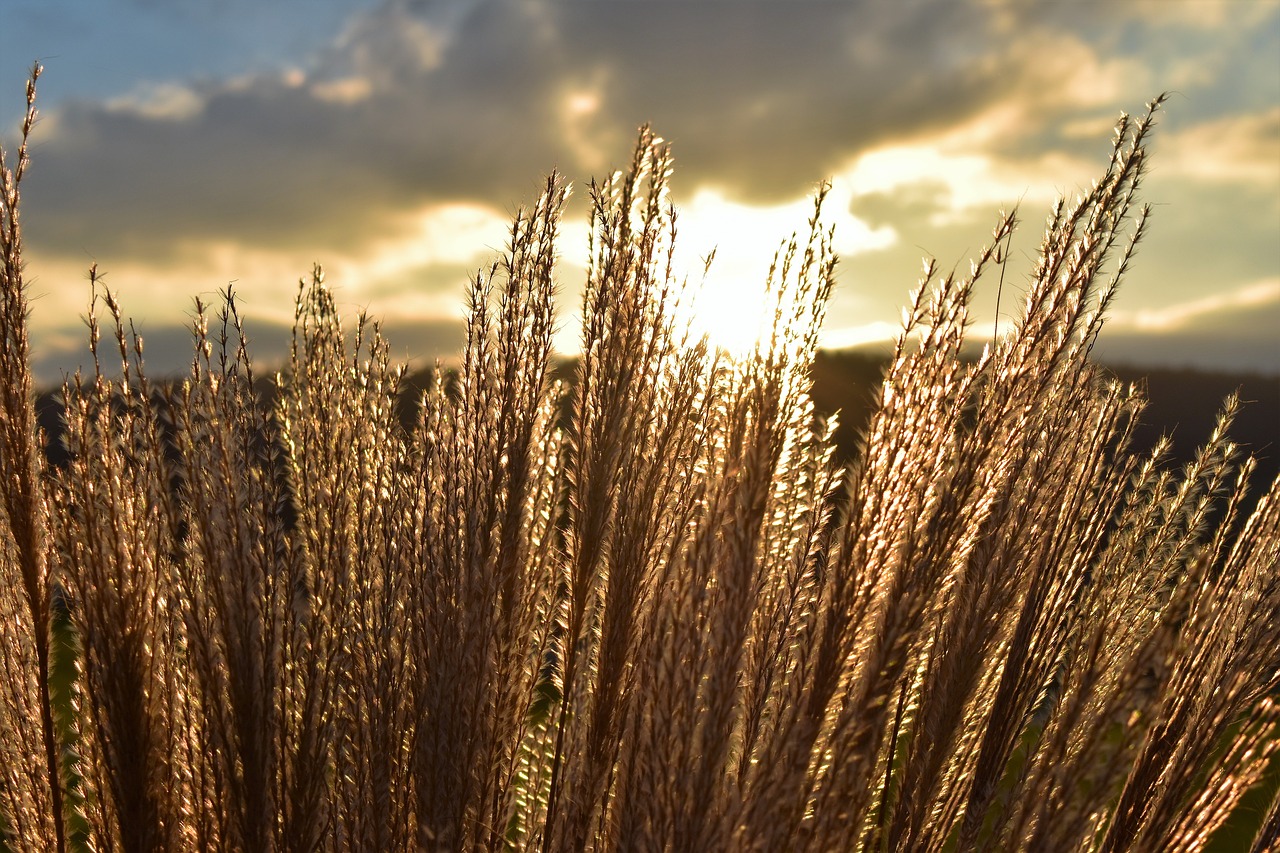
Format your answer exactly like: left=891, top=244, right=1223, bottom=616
left=3, top=0, right=1278, bottom=383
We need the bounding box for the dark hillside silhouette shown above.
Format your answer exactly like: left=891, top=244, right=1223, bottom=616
left=39, top=354, right=1277, bottom=509
left=806, top=352, right=1280, bottom=510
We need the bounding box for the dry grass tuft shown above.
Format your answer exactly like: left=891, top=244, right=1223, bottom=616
left=2, top=70, right=1278, bottom=852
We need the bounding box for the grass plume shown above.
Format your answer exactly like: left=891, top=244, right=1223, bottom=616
left=2, top=71, right=1279, bottom=851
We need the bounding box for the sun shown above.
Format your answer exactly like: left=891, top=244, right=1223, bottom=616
left=555, top=184, right=877, bottom=360
left=674, top=271, right=776, bottom=357
left=668, top=189, right=819, bottom=356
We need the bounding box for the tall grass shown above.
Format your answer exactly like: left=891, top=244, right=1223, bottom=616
left=2, top=67, right=1278, bottom=851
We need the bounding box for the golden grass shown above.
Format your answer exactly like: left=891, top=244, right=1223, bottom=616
left=2, top=68, right=1278, bottom=851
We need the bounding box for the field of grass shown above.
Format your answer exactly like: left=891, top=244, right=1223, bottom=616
left=3, top=67, right=1279, bottom=851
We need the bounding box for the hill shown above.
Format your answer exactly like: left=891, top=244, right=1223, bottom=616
left=808, top=349, right=1280, bottom=505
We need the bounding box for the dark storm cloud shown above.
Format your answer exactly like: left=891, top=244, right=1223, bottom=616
left=17, top=0, right=1094, bottom=264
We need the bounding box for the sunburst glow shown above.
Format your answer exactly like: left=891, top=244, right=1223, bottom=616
left=669, top=186, right=891, bottom=356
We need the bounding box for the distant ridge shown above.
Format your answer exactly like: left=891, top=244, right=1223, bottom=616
left=808, top=348, right=1280, bottom=514
left=35, top=346, right=1279, bottom=512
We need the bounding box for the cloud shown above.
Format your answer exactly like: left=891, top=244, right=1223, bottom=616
left=1159, top=107, right=1280, bottom=186
left=104, top=82, right=205, bottom=121
left=9, top=0, right=1279, bottom=377
left=18, top=0, right=1175, bottom=264
left=30, top=310, right=468, bottom=386
left=1109, top=0, right=1280, bottom=29
left=846, top=180, right=953, bottom=230
left=1090, top=315, right=1280, bottom=378
left=310, top=76, right=374, bottom=105
left=842, top=142, right=1099, bottom=226
left=816, top=281, right=1280, bottom=379
left=1109, top=278, right=1280, bottom=333
left=820, top=321, right=903, bottom=352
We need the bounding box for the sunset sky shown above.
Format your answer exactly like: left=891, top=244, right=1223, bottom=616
left=4, top=0, right=1278, bottom=383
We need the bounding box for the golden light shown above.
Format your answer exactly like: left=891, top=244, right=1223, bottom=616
left=669, top=185, right=893, bottom=356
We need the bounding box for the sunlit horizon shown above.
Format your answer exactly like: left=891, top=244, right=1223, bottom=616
left=5, top=1, right=1276, bottom=382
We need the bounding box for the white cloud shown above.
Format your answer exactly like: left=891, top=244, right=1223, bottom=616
left=14, top=0, right=1279, bottom=377
left=1118, top=0, right=1280, bottom=29
left=310, top=76, right=374, bottom=104
left=841, top=141, right=1096, bottom=224
left=557, top=71, right=617, bottom=174
left=104, top=83, right=205, bottom=121
left=820, top=321, right=903, bottom=351
left=1110, top=278, right=1280, bottom=332
left=1159, top=108, right=1280, bottom=186
left=24, top=240, right=328, bottom=341
left=331, top=1, right=461, bottom=83
left=1024, top=36, right=1149, bottom=110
